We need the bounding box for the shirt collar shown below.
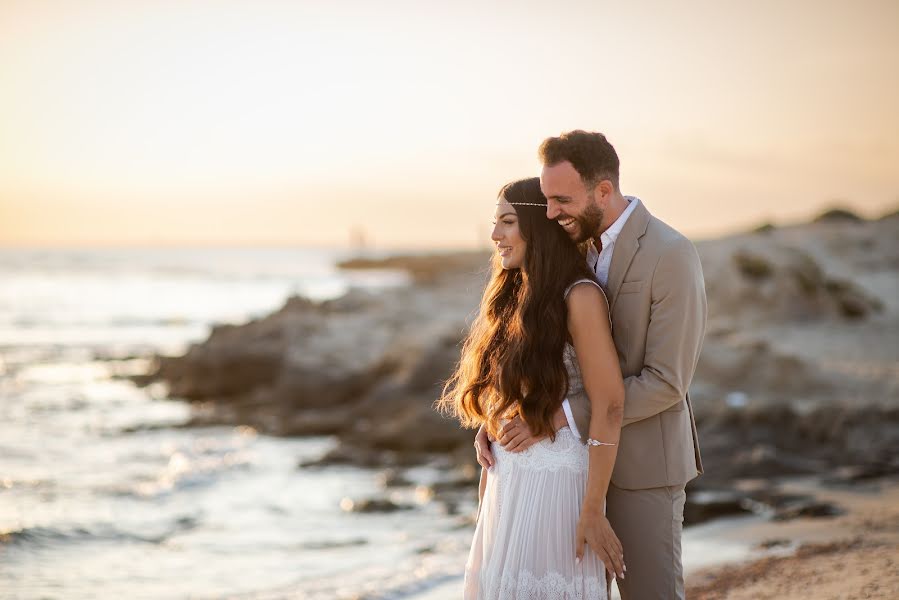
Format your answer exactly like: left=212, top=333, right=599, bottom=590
left=600, top=196, right=640, bottom=248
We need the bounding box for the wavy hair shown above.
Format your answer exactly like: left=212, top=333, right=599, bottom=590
left=438, top=177, right=597, bottom=441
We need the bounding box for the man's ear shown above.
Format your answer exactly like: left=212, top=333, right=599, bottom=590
left=597, top=179, right=614, bottom=204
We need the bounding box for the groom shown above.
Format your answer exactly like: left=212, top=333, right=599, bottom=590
left=474, top=130, right=707, bottom=599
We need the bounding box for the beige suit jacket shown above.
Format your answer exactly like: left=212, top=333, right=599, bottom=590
left=568, top=200, right=707, bottom=490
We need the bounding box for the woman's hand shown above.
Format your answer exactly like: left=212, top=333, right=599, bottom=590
left=575, top=510, right=626, bottom=582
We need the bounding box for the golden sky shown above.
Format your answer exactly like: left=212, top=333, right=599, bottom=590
left=1, top=0, right=897, bottom=248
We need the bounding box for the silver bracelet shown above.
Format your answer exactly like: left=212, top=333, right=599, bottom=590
left=586, top=438, right=617, bottom=447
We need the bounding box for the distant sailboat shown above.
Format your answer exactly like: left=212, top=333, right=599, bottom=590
left=349, top=226, right=369, bottom=259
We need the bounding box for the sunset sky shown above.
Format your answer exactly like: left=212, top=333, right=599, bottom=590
left=1, top=0, right=897, bottom=248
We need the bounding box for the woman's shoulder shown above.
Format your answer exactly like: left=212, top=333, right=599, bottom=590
left=564, top=278, right=611, bottom=323
left=563, top=278, right=606, bottom=301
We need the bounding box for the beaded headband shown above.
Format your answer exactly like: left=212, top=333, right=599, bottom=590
left=497, top=181, right=546, bottom=207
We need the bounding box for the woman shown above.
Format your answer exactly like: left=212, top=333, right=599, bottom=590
left=438, top=177, right=625, bottom=599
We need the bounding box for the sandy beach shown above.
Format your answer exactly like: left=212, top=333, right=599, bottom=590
left=686, top=479, right=899, bottom=599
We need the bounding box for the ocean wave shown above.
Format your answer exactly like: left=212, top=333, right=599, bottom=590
left=122, top=443, right=253, bottom=499
left=0, top=515, right=201, bottom=550
left=298, top=537, right=368, bottom=550
left=10, top=316, right=205, bottom=329
left=0, top=524, right=162, bottom=548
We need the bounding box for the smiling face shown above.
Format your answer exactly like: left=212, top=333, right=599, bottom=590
left=491, top=201, right=526, bottom=269
left=540, top=161, right=605, bottom=243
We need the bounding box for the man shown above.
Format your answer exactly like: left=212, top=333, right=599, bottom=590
left=474, top=130, right=706, bottom=599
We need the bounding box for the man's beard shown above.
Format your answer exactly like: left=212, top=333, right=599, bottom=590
left=572, top=201, right=604, bottom=243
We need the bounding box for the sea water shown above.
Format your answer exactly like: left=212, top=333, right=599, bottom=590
left=0, top=247, right=471, bottom=599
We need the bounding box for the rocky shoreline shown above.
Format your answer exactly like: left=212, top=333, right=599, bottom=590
left=130, top=209, right=899, bottom=525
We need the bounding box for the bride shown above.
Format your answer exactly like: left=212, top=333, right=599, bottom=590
left=439, top=177, right=626, bottom=599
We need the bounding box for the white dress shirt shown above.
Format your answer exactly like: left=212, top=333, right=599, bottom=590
left=562, top=196, right=641, bottom=440
left=586, top=195, right=640, bottom=286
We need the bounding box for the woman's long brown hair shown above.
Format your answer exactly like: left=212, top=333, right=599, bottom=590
left=438, top=177, right=598, bottom=442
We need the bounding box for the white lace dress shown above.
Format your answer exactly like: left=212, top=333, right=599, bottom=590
left=463, top=280, right=609, bottom=600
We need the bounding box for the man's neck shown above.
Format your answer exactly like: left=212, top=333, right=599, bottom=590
left=595, top=192, right=629, bottom=237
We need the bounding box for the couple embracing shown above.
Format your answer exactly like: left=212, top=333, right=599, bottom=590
left=439, top=130, right=707, bottom=599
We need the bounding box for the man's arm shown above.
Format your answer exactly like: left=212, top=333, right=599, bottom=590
left=622, top=237, right=707, bottom=426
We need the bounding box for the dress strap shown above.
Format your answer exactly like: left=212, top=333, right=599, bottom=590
left=563, top=278, right=603, bottom=299
left=563, top=278, right=612, bottom=324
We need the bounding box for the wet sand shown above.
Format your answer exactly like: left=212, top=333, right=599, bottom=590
left=686, top=478, right=899, bottom=599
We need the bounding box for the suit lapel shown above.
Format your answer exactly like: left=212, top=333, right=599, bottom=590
left=607, top=200, right=651, bottom=311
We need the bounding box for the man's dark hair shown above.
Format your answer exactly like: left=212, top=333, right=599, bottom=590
left=538, top=130, right=620, bottom=191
